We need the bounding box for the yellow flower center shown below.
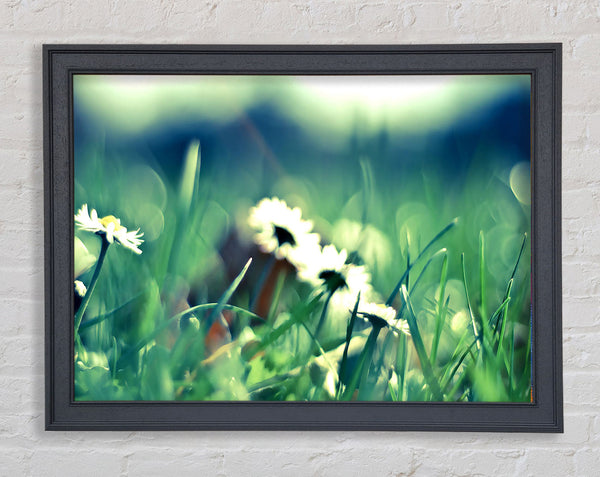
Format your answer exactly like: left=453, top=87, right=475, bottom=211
left=99, top=215, right=124, bottom=231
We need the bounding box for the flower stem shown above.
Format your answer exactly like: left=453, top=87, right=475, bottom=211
left=74, top=238, right=110, bottom=338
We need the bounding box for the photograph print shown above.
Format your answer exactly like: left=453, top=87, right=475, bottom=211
left=72, top=73, right=532, bottom=403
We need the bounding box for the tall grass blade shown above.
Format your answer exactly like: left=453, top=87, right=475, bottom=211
left=360, top=158, right=373, bottom=224
left=206, top=258, right=252, bottom=328
left=340, top=327, right=380, bottom=401
left=374, top=248, right=447, bottom=379
left=396, top=332, right=407, bottom=400
left=461, top=253, right=482, bottom=351
left=387, top=218, right=458, bottom=306
left=401, top=285, right=443, bottom=400
left=259, top=293, right=324, bottom=353
left=479, top=231, right=487, bottom=321
left=266, top=270, right=286, bottom=323
left=337, top=293, right=360, bottom=399
left=166, top=140, right=202, bottom=280
left=497, top=233, right=527, bottom=346
left=442, top=337, right=477, bottom=395
left=79, top=287, right=150, bottom=331
left=388, top=379, right=399, bottom=402
left=179, top=139, right=201, bottom=214
left=431, top=254, right=449, bottom=365
left=299, top=321, right=339, bottom=381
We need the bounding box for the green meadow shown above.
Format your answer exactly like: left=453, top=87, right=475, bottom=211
left=73, top=75, right=532, bottom=402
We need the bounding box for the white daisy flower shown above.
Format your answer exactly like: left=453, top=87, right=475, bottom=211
left=74, top=280, right=87, bottom=298
left=353, top=300, right=410, bottom=335
left=75, top=204, right=144, bottom=254
left=247, top=197, right=320, bottom=264
left=296, top=243, right=373, bottom=301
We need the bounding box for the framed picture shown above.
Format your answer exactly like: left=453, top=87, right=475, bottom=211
left=44, top=44, right=562, bottom=431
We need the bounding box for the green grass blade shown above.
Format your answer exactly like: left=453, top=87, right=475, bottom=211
left=206, top=258, right=252, bottom=328
left=431, top=254, right=449, bottom=365
left=442, top=338, right=478, bottom=396
left=179, top=139, right=201, bottom=214
left=259, top=293, right=324, bottom=352
left=337, top=293, right=361, bottom=399
left=479, top=231, right=487, bottom=321
left=461, top=253, right=483, bottom=351
left=266, top=270, right=286, bottom=323
left=401, top=285, right=443, bottom=400
left=341, top=327, right=380, bottom=401
left=405, top=232, right=411, bottom=290
left=396, top=332, right=407, bottom=401
left=388, top=379, right=399, bottom=402
left=299, top=321, right=339, bottom=381
left=373, top=248, right=447, bottom=381
left=497, top=233, right=527, bottom=346
left=79, top=287, right=150, bottom=331
left=247, top=369, right=301, bottom=394
left=111, top=336, right=118, bottom=380
left=360, top=158, right=373, bottom=224
left=489, top=295, right=511, bottom=332
left=387, top=218, right=458, bottom=306
left=389, top=248, right=448, bottom=328
left=509, top=320, right=516, bottom=394
left=497, top=280, right=513, bottom=348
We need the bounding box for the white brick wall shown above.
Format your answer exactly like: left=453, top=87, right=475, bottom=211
left=0, top=1, right=598, bottom=475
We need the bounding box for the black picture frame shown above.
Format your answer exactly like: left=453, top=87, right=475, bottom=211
left=44, top=44, right=562, bottom=432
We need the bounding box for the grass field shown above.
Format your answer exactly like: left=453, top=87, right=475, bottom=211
left=73, top=74, right=532, bottom=402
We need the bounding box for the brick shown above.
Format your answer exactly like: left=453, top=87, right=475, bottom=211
left=563, top=295, right=600, bottom=327
left=160, top=2, right=218, bottom=32
left=500, top=1, right=600, bottom=37
left=31, top=450, right=122, bottom=477
left=563, top=187, right=600, bottom=220
left=563, top=259, right=600, bottom=297
left=587, top=113, right=600, bottom=147
left=569, top=33, right=600, bottom=72
left=413, top=449, right=521, bottom=476
left=11, top=1, right=67, bottom=32
left=575, top=448, right=600, bottom=476
left=406, top=3, right=453, bottom=32
left=126, top=449, right=223, bottom=476
left=63, top=1, right=115, bottom=31
left=0, top=377, right=41, bottom=414
left=0, top=186, right=44, bottom=230
left=519, top=449, right=577, bottom=476
left=563, top=146, right=600, bottom=187
left=453, top=2, right=503, bottom=34
left=0, top=449, right=32, bottom=477
left=0, top=150, right=42, bottom=188
left=562, top=113, right=587, bottom=145
left=563, top=372, right=600, bottom=409
left=0, top=298, right=43, bottom=336
left=0, top=335, right=44, bottom=377
left=356, top=3, right=402, bottom=34
left=563, top=70, right=599, bottom=109
left=564, top=332, right=600, bottom=370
